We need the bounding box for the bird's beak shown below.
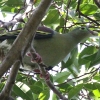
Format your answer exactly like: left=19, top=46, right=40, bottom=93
left=86, top=27, right=98, bottom=36
left=90, top=30, right=98, bottom=36
left=87, top=27, right=98, bottom=36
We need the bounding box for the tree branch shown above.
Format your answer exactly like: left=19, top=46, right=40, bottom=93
left=30, top=46, right=68, bottom=100
left=0, top=61, right=20, bottom=100
left=46, top=80, right=68, bottom=100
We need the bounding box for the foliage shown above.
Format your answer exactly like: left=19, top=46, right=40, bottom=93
left=0, top=0, right=100, bottom=100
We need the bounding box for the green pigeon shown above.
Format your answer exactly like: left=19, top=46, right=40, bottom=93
left=0, top=26, right=97, bottom=70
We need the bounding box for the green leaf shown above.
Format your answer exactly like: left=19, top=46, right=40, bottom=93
left=30, top=85, right=43, bottom=94
left=0, top=82, right=4, bottom=92
left=26, top=90, right=33, bottom=99
left=93, top=89, right=100, bottom=97
left=34, top=81, right=43, bottom=88
left=6, top=0, right=24, bottom=7
left=68, top=84, right=83, bottom=99
left=43, top=9, right=59, bottom=25
left=70, top=47, right=78, bottom=62
left=78, top=46, right=95, bottom=65
left=13, top=85, right=32, bottom=100
left=62, top=58, right=73, bottom=68
left=60, top=17, right=65, bottom=27
left=53, top=71, right=70, bottom=83
left=82, top=53, right=97, bottom=61
left=38, top=88, right=50, bottom=100
left=80, top=3, right=98, bottom=15
left=94, top=13, right=100, bottom=20
left=84, top=83, right=96, bottom=91
left=89, top=38, right=100, bottom=67
left=1, top=6, right=12, bottom=12
left=16, top=74, right=26, bottom=81
left=84, top=83, right=100, bottom=91
left=62, top=47, right=78, bottom=69
left=58, top=83, right=72, bottom=93
left=90, top=51, right=100, bottom=67
left=93, top=83, right=100, bottom=91
left=93, top=75, right=100, bottom=81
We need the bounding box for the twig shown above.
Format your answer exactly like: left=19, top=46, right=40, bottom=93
left=46, top=80, right=67, bottom=100
left=76, top=0, right=100, bottom=25
left=64, top=0, right=71, bottom=29
left=68, top=66, right=99, bottom=81
left=0, top=0, right=33, bottom=31
left=0, top=60, right=20, bottom=100
left=56, top=66, right=100, bottom=86
left=94, top=0, right=100, bottom=8
left=30, top=45, right=68, bottom=100
left=79, top=12, right=100, bottom=25
left=12, top=0, right=26, bottom=20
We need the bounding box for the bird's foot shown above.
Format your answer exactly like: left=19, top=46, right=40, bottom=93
left=33, top=69, right=50, bottom=80
left=32, top=53, right=42, bottom=63
left=33, top=69, right=41, bottom=74
left=26, top=51, right=50, bottom=80
left=40, top=71, right=50, bottom=80
left=26, top=52, right=31, bottom=56
left=26, top=52, right=42, bottom=63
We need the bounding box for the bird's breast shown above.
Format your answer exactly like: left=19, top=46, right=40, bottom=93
left=33, top=34, right=76, bottom=67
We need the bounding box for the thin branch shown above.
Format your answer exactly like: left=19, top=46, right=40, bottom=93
left=0, top=0, right=32, bottom=31
left=94, top=0, right=100, bottom=8
left=46, top=80, right=67, bottom=100
left=30, top=46, right=68, bottom=100
left=64, top=0, right=71, bottom=26
left=79, top=12, right=100, bottom=25
left=12, top=0, right=27, bottom=20
left=0, top=60, right=20, bottom=100
left=69, top=66, right=99, bottom=81
left=56, top=66, right=100, bottom=86
left=76, top=0, right=100, bottom=25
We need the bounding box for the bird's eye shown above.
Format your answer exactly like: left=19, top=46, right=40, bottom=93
left=80, top=27, right=86, bottom=30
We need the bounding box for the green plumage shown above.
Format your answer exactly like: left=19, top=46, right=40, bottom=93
left=0, top=26, right=97, bottom=69
left=23, top=27, right=97, bottom=69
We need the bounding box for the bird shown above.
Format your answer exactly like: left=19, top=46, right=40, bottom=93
left=0, top=26, right=98, bottom=70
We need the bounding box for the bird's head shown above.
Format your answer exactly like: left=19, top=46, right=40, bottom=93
left=69, top=26, right=98, bottom=42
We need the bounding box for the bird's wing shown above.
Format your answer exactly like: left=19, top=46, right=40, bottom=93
left=0, top=34, right=17, bottom=42
left=35, top=30, right=54, bottom=39
left=0, top=27, right=54, bottom=41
